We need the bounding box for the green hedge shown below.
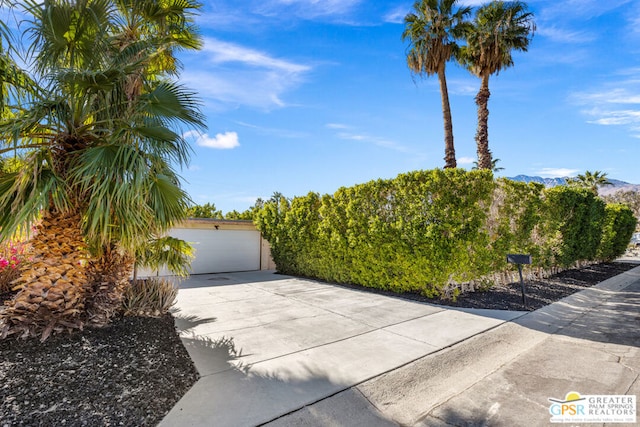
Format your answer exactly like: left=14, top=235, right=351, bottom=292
left=598, top=203, right=636, bottom=261
left=255, top=169, right=636, bottom=297
left=536, top=186, right=605, bottom=267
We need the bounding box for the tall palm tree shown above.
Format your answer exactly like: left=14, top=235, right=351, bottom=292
left=403, top=0, right=471, bottom=169
left=461, top=1, right=535, bottom=170
left=0, top=0, right=204, bottom=340
left=568, top=170, right=612, bottom=195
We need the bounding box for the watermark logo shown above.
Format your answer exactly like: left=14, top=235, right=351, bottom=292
left=549, top=391, right=636, bottom=423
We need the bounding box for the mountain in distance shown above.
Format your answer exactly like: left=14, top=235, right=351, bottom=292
left=507, top=175, right=638, bottom=196
left=508, top=175, right=571, bottom=186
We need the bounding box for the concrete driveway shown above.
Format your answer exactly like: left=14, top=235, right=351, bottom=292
left=159, top=271, right=526, bottom=427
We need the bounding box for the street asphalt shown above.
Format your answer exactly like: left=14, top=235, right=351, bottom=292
left=160, top=265, right=640, bottom=427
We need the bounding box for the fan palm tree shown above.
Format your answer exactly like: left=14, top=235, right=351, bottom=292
left=568, top=170, right=612, bottom=195
left=0, top=0, right=204, bottom=340
left=461, top=1, right=535, bottom=170
left=472, top=157, right=504, bottom=172
left=403, top=0, right=471, bottom=169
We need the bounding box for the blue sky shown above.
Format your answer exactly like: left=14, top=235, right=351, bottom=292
left=179, top=0, right=640, bottom=213
left=6, top=1, right=640, bottom=213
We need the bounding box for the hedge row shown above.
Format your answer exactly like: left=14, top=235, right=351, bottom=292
left=255, top=169, right=636, bottom=297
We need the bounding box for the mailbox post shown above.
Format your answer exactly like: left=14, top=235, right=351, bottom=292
left=507, top=254, right=532, bottom=308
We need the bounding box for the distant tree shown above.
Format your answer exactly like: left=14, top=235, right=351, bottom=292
left=225, top=197, right=267, bottom=221
left=472, top=157, right=504, bottom=172
left=402, top=0, right=472, bottom=169
left=461, top=1, right=535, bottom=170
left=568, top=171, right=612, bottom=195
left=224, top=210, right=253, bottom=220
left=185, top=203, right=223, bottom=219
left=603, top=190, right=640, bottom=228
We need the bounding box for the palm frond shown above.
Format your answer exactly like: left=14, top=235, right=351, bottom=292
left=138, top=81, right=204, bottom=128
left=0, top=149, right=70, bottom=239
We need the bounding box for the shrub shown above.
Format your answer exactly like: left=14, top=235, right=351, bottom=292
left=123, top=278, right=178, bottom=317
left=256, top=169, right=495, bottom=297
left=537, top=186, right=605, bottom=267
left=0, top=240, right=29, bottom=294
left=598, top=203, right=636, bottom=261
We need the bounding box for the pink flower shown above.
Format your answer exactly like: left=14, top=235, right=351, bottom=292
left=0, top=258, right=8, bottom=269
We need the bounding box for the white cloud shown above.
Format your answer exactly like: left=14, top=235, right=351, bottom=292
left=572, top=73, right=640, bottom=137
left=182, top=38, right=311, bottom=110
left=235, top=121, right=308, bottom=139
left=575, top=88, right=640, bottom=105
left=458, top=0, right=487, bottom=6
left=201, top=38, right=310, bottom=74
left=260, top=0, right=362, bottom=19
left=587, top=109, right=640, bottom=126
left=448, top=78, right=478, bottom=96
left=326, top=123, right=409, bottom=152
left=458, top=157, right=476, bottom=165
left=185, top=131, right=240, bottom=149
left=335, top=131, right=409, bottom=152
left=541, top=0, right=634, bottom=21
left=326, top=123, right=350, bottom=129
left=537, top=26, right=595, bottom=44
left=535, top=168, right=580, bottom=178
left=383, top=6, right=408, bottom=24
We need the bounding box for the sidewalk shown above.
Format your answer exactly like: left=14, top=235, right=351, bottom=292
left=266, top=265, right=640, bottom=426
left=159, top=271, right=527, bottom=427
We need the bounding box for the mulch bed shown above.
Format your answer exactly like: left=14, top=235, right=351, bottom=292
left=426, top=261, right=638, bottom=311
left=327, top=261, right=639, bottom=311
left=0, top=315, right=198, bottom=427
left=0, top=261, right=637, bottom=426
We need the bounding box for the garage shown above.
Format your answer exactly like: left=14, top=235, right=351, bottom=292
left=169, top=227, right=260, bottom=274
left=141, top=219, right=274, bottom=276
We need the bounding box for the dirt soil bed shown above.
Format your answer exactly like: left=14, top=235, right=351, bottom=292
left=0, top=261, right=637, bottom=426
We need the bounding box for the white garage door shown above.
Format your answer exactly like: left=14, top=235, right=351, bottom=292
left=168, top=228, right=261, bottom=274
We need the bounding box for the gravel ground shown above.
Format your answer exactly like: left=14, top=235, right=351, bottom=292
left=0, top=261, right=637, bottom=426
left=0, top=315, right=198, bottom=427
left=428, top=261, right=638, bottom=310
left=331, top=261, right=639, bottom=311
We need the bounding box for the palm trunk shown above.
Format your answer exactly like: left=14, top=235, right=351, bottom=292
left=0, top=209, right=90, bottom=341
left=438, top=65, right=456, bottom=169
left=85, top=243, right=134, bottom=327
left=475, top=74, right=492, bottom=170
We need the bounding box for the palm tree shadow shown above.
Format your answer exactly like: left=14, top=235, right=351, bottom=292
left=171, top=309, right=217, bottom=332
left=179, top=332, right=253, bottom=377
left=171, top=326, right=398, bottom=426
left=515, top=280, right=640, bottom=348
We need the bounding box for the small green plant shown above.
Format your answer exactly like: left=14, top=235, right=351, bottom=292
left=132, top=236, right=194, bottom=284
left=123, top=277, right=178, bottom=317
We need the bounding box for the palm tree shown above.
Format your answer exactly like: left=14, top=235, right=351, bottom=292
left=568, top=170, right=612, bottom=195
left=461, top=1, right=535, bottom=170
left=403, top=0, right=471, bottom=169
left=0, top=0, right=204, bottom=340
left=472, top=157, right=504, bottom=172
